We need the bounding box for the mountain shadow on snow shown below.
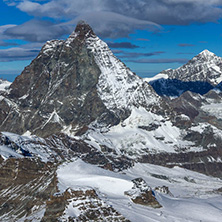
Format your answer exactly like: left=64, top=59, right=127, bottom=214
left=149, top=78, right=222, bottom=97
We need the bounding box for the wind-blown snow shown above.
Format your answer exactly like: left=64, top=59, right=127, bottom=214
left=0, top=79, right=11, bottom=92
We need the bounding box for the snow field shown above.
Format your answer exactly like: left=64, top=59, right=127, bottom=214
left=57, top=159, right=222, bottom=222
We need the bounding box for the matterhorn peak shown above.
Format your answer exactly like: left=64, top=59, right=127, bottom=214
left=66, top=21, right=95, bottom=45
left=75, top=20, right=95, bottom=36
left=1, top=21, right=161, bottom=137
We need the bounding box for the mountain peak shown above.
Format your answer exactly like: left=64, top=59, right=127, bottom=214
left=159, top=49, right=222, bottom=85
left=199, top=49, right=215, bottom=57
left=66, top=21, right=95, bottom=45
left=74, top=20, right=95, bottom=37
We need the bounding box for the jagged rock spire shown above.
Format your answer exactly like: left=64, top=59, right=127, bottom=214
left=66, top=21, right=95, bottom=44
left=75, top=21, right=95, bottom=38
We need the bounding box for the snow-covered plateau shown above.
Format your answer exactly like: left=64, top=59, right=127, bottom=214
left=57, top=159, right=222, bottom=222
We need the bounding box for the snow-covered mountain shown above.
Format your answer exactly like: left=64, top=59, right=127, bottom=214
left=1, top=22, right=222, bottom=221
left=146, top=50, right=222, bottom=97
left=0, top=22, right=222, bottom=175
left=161, top=49, right=222, bottom=86
left=0, top=21, right=163, bottom=138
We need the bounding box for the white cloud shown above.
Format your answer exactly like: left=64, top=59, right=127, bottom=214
left=2, top=0, right=222, bottom=41
left=15, top=0, right=222, bottom=25
left=0, top=46, right=40, bottom=62
left=4, top=20, right=69, bottom=42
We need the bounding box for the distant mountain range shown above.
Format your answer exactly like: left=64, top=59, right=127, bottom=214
left=0, top=22, right=222, bottom=221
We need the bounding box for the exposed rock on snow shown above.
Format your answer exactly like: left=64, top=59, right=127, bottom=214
left=43, top=188, right=129, bottom=222
left=124, top=177, right=162, bottom=208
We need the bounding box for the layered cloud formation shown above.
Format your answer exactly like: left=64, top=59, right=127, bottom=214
left=3, top=0, right=222, bottom=41
left=1, top=0, right=222, bottom=67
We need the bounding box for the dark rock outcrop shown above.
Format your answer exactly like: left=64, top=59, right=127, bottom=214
left=42, top=188, right=130, bottom=222
left=0, top=158, right=57, bottom=221
left=125, top=178, right=162, bottom=208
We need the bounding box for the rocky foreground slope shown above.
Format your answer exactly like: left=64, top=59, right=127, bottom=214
left=0, top=22, right=222, bottom=221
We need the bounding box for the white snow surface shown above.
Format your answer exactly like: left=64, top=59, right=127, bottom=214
left=57, top=159, right=222, bottom=222
left=83, top=107, right=199, bottom=156
left=202, top=102, right=222, bottom=119
left=86, top=35, right=160, bottom=113
left=165, top=49, right=222, bottom=85
left=0, top=132, right=57, bottom=162
left=0, top=79, right=11, bottom=92
left=144, top=73, right=168, bottom=83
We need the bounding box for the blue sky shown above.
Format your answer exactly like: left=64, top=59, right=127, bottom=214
left=1, top=0, right=222, bottom=81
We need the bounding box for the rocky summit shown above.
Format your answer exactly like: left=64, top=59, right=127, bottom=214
left=0, top=21, right=162, bottom=138
left=0, top=22, right=222, bottom=222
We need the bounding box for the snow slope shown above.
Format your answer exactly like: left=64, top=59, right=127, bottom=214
left=83, top=107, right=200, bottom=157
left=57, top=159, right=222, bottom=222
left=0, top=132, right=58, bottom=162
left=86, top=35, right=160, bottom=113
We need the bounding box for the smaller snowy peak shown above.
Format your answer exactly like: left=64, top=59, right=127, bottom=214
left=199, top=49, right=215, bottom=57
left=0, top=79, right=11, bottom=92
left=160, top=49, right=222, bottom=86
left=194, top=49, right=220, bottom=62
